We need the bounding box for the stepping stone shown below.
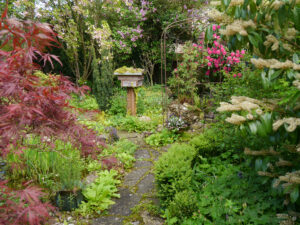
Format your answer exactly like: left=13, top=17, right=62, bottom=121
left=136, top=173, right=155, bottom=195
left=124, top=167, right=150, bottom=187
left=93, top=216, right=123, bottom=225
left=135, top=149, right=151, bottom=159
left=108, top=188, right=140, bottom=216
left=134, top=159, right=152, bottom=168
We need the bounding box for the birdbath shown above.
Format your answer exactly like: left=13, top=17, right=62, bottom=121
left=114, top=67, right=144, bottom=116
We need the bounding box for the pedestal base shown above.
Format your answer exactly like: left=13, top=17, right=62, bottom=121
left=127, top=87, right=136, bottom=116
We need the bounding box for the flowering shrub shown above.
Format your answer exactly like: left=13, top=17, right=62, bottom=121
left=210, top=0, right=300, bottom=218
left=166, top=115, right=186, bottom=132
left=168, top=24, right=245, bottom=100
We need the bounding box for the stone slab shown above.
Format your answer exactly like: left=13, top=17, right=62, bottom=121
left=123, top=167, right=150, bottom=187
left=136, top=173, right=155, bottom=195
left=108, top=188, right=141, bottom=216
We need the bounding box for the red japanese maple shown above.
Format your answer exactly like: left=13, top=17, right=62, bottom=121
left=0, top=8, right=104, bottom=157
left=0, top=180, right=55, bottom=225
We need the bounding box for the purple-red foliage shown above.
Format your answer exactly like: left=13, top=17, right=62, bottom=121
left=0, top=181, right=55, bottom=225
left=0, top=8, right=105, bottom=158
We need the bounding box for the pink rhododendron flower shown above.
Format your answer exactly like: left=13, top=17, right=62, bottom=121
left=238, top=73, right=242, bottom=77
left=217, top=25, right=221, bottom=29
left=216, top=50, right=221, bottom=55
left=213, top=33, right=218, bottom=38
left=206, top=70, right=210, bottom=75
left=233, top=74, right=237, bottom=78
left=208, top=62, right=212, bottom=67
left=212, top=25, right=217, bottom=31
left=241, top=49, right=246, bottom=54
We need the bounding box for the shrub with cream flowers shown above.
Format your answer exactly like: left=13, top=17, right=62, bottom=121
left=211, top=0, right=300, bottom=216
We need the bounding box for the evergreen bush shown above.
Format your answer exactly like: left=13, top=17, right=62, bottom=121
left=154, top=144, right=196, bottom=207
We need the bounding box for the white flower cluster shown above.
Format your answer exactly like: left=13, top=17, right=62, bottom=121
left=217, top=96, right=274, bottom=125
left=251, top=58, right=300, bottom=70
left=273, top=117, right=300, bottom=132
left=220, top=19, right=256, bottom=36
left=293, top=73, right=300, bottom=90
left=166, top=116, right=186, bottom=131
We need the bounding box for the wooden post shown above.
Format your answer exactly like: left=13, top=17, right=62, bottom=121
left=127, top=87, right=136, bottom=116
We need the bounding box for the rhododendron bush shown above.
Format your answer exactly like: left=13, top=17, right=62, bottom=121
left=168, top=24, right=246, bottom=100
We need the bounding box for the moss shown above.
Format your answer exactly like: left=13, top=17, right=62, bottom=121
left=114, top=66, right=144, bottom=74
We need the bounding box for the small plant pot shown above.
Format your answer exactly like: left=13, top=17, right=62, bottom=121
left=54, top=190, right=84, bottom=211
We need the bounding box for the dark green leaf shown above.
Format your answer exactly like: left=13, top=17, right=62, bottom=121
left=248, top=35, right=258, bottom=48
left=290, top=187, right=299, bottom=203
left=255, top=159, right=262, bottom=170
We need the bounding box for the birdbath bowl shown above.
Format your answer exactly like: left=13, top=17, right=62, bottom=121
left=114, top=67, right=144, bottom=116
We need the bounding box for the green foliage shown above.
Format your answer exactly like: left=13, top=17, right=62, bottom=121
left=114, top=66, right=143, bottom=74
left=107, top=88, right=127, bottom=116
left=102, top=139, right=137, bottom=169
left=190, top=122, right=255, bottom=158
left=107, top=85, right=163, bottom=117
left=145, top=129, right=178, bottom=147
left=78, top=118, right=106, bottom=134
left=92, top=48, right=114, bottom=111
left=183, top=165, right=283, bottom=224
left=87, top=160, right=102, bottom=172
left=154, top=144, right=196, bottom=207
left=107, top=115, right=158, bottom=133
left=168, top=42, right=200, bottom=100
left=69, top=93, right=99, bottom=111
left=78, top=169, right=120, bottom=216
left=7, top=138, right=83, bottom=192
left=167, top=190, right=198, bottom=220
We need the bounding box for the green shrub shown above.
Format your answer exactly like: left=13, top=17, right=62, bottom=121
left=190, top=122, right=263, bottom=159
left=154, top=143, right=196, bottom=206
left=167, top=190, right=198, bottom=220
left=145, top=129, right=178, bottom=147
left=69, top=93, right=99, bottom=110
left=107, top=88, right=127, bottom=116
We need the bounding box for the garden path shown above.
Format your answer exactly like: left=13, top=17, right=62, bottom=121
left=93, top=131, right=166, bottom=225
